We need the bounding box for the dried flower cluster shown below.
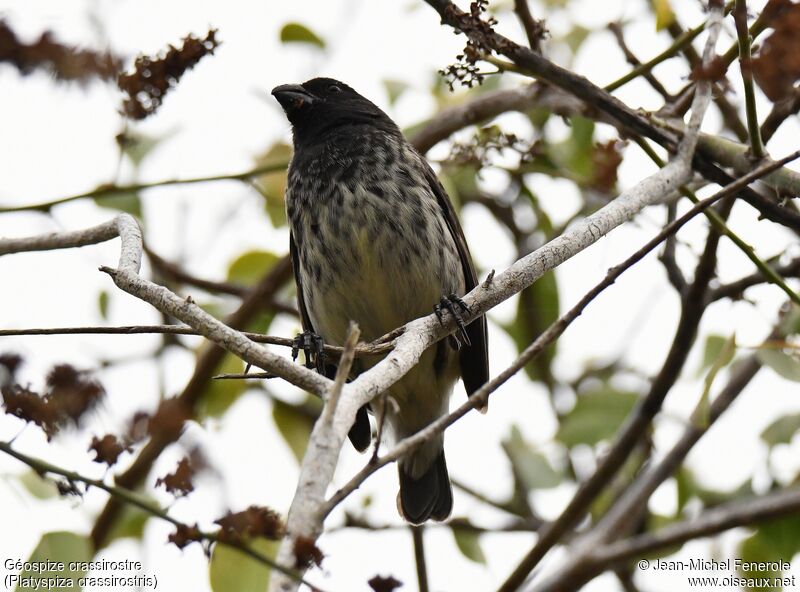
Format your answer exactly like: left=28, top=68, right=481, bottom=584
left=752, top=2, right=800, bottom=101
left=1, top=357, right=104, bottom=439
left=214, top=505, right=285, bottom=545
left=0, top=20, right=120, bottom=84
left=439, top=1, right=498, bottom=90
left=117, top=29, right=220, bottom=119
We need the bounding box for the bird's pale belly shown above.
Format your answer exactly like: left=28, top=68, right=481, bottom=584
left=301, top=218, right=462, bottom=444
left=304, top=224, right=446, bottom=345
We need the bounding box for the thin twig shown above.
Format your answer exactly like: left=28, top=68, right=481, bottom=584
left=636, top=138, right=800, bottom=307
left=0, top=324, right=394, bottom=356
left=760, top=87, right=800, bottom=143
left=591, top=486, right=800, bottom=575
left=412, top=527, right=430, bottom=592
left=145, top=245, right=250, bottom=297
left=605, top=22, right=701, bottom=93
left=512, top=0, right=545, bottom=53
left=323, top=323, right=360, bottom=421
left=707, top=257, right=800, bottom=303
left=734, top=0, right=765, bottom=158
left=0, top=163, right=288, bottom=214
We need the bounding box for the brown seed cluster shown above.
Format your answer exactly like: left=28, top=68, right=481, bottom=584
left=368, top=575, right=403, bottom=592
left=214, top=505, right=285, bottom=545
left=117, top=29, right=220, bottom=119
left=0, top=20, right=120, bottom=84
left=1, top=358, right=105, bottom=440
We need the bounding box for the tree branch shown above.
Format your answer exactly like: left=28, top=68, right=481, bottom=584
left=607, top=22, right=673, bottom=99
left=591, top=486, right=800, bottom=575
left=512, top=0, right=545, bottom=53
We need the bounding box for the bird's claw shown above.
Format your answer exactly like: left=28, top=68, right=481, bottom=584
left=434, top=294, right=471, bottom=347
left=292, top=330, right=326, bottom=373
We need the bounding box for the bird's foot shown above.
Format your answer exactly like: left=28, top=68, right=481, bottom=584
left=433, top=294, right=471, bottom=348
left=291, top=330, right=326, bottom=373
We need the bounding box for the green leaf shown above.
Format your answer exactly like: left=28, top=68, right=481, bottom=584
left=675, top=466, right=695, bottom=514
left=383, top=79, right=409, bottom=105
left=590, top=442, right=648, bottom=520
left=117, top=129, right=174, bottom=167
left=697, top=480, right=753, bottom=507
left=674, top=467, right=753, bottom=512
left=567, top=116, right=595, bottom=179
left=556, top=386, right=639, bottom=447
left=272, top=398, right=315, bottom=464
left=227, top=251, right=280, bottom=286
left=502, top=425, right=562, bottom=491
left=210, top=538, right=278, bottom=592
left=452, top=529, right=486, bottom=564
left=739, top=514, right=800, bottom=590
left=94, top=191, right=142, bottom=218
left=17, top=470, right=58, bottom=499
left=779, top=304, right=800, bottom=337
left=16, top=532, right=92, bottom=592
left=105, top=495, right=154, bottom=543
left=757, top=348, right=800, bottom=382
left=98, top=290, right=109, bottom=320
left=252, top=142, right=291, bottom=228
left=502, top=270, right=559, bottom=386
left=539, top=116, right=596, bottom=185
left=279, top=23, right=325, bottom=49
left=562, top=25, right=591, bottom=55
left=654, top=0, right=676, bottom=31
left=698, top=335, right=729, bottom=375
left=527, top=106, right=552, bottom=130
left=761, top=412, right=800, bottom=447
left=196, top=354, right=247, bottom=420
left=694, top=333, right=736, bottom=427
left=438, top=164, right=479, bottom=209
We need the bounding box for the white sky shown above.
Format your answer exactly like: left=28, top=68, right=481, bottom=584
left=1, top=0, right=799, bottom=591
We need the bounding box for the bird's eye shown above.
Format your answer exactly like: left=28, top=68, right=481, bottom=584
left=327, top=84, right=342, bottom=93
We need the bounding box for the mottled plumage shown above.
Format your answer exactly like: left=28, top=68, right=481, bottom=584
left=273, top=78, right=488, bottom=523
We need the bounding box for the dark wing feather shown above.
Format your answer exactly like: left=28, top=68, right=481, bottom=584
left=419, top=161, right=490, bottom=396
left=290, top=232, right=372, bottom=451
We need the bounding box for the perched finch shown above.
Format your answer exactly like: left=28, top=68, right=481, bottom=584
left=272, top=78, right=488, bottom=523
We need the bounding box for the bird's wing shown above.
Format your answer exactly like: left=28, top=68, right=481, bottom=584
left=289, top=231, right=315, bottom=334
left=419, top=159, right=490, bottom=397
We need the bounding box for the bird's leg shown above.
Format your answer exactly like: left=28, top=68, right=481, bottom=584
left=291, top=330, right=326, bottom=373
left=434, top=294, right=472, bottom=347
left=371, top=393, right=389, bottom=464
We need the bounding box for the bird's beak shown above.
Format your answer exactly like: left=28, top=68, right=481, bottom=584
left=271, top=84, right=316, bottom=111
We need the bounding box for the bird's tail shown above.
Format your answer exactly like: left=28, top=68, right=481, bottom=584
left=397, top=449, right=453, bottom=524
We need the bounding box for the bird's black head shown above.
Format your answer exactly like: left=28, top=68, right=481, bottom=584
left=272, top=77, right=399, bottom=145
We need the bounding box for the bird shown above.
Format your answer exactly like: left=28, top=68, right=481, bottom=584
left=272, top=77, right=488, bottom=524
